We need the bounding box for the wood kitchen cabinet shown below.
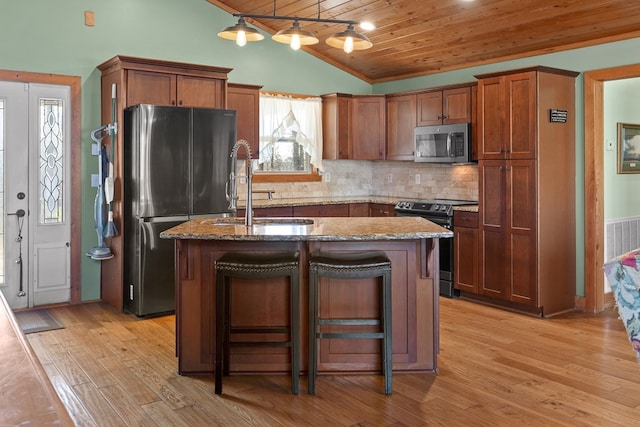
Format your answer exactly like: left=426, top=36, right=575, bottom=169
left=97, top=55, right=231, bottom=311
left=474, top=66, right=578, bottom=317
left=322, top=93, right=351, bottom=159
left=322, top=94, right=385, bottom=160
left=477, top=72, right=536, bottom=159
left=227, top=82, right=261, bottom=159
left=369, top=203, right=396, bottom=217
left=293, top=204, right=349, bottom=217
left=352, top=95, right=386, bottom=160
left=416, top=86, right=472, bottom=126
left=386, top=93, right=417, bottom=160
left=349, top=203, right=370, bottom=217
left=453, top=210, right=479, bottom=294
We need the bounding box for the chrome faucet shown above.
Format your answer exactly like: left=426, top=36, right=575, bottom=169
left=227, top=140, right=253, bottom=226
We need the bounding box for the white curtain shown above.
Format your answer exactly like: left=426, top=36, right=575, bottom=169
left=259, top=92, right=323, bottom=171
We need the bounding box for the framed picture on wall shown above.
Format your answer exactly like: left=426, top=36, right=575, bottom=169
left=617, top=122, right=640, bottom=174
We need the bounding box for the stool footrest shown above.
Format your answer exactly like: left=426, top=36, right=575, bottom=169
left=317, top=319, right=381, bottom=326
left=230, top=341, right=292, bottom=348
left=317, top=332, right=385, bottom=339
left=230, top=326, right=289, bottom=334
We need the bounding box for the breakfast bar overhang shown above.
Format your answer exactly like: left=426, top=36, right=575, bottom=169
left=161, top=216, right=452, bottom=376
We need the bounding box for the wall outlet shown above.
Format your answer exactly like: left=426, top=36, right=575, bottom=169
left=387, top=173, right=393, bottom=183
left=239, top=176, right=247, bottom=184
left=606, top=139, right=615, bottom=151
left=324, top=172, right=331, bottom=183
left=415, top=174, right=421, bottom=184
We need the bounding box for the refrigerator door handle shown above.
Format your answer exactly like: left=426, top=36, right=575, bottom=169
left=140, top=216, right=190, bottom=224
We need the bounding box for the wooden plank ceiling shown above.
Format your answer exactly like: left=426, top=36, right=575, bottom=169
left=207, top=0, right=640, bottom=83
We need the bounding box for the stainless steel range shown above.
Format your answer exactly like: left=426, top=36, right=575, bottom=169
left=394, top=199, right=477, bottom=298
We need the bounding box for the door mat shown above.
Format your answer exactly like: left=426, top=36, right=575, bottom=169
left=13, top=309, right=64, bottom=334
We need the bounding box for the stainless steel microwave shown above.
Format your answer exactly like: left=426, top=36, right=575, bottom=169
left=414, top=123, right=472, bottom=163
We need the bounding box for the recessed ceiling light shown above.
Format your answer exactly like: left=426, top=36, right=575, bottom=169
left=359, top=21, right=376, bottom=31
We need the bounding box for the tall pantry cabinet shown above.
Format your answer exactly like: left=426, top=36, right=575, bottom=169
left=475, top=66, right=578, bottom=317
left=97, top=56, right=231, bottom=311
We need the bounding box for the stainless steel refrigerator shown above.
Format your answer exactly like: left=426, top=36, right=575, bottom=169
left=123, top=104, right=236, bottom=316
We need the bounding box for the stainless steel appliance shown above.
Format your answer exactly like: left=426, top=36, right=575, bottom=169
left=414, top=123, right=473, bottom=164
left=123, top=104, right=236, bottom=316
left=394, top=199, right=477, bottom=298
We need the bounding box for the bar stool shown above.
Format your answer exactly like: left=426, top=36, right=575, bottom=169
left=215, top=252, right=300, bottom=395
left=308, top=251, right=392, bottom=395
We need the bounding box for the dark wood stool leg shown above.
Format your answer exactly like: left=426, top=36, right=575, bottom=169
left=308, top=265, right=318, bottom=395
left=383, top=268, right=392, bottom=395
left=291, top=268, right=300, bottom=395
left=215, top=270, right=225, bottom=395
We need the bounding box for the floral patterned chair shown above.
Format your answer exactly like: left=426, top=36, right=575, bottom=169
left=604, top=248, right=640, bottom=362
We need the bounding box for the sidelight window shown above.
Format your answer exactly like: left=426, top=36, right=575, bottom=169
left=39, top=98, right=64, bottom=224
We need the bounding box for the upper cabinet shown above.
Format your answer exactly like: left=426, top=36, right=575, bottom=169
left=96, top=55, right=231, bottom=311
left=385, top=84, right=475, bottom=161
left=386, top=93, right=417, bottom=161
left=416, top=86, right=472, bottom=126
left=227, top=83, right=262, bottom=159
left=476, top=71, right=537, bottom=160
left=322, top=93, right=385, bottom=160
left=351, top=95, right=386, bottom=160
left=322, top=93, right=351, bottom=159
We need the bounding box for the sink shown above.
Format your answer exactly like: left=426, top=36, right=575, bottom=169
left=201, top=217, right=314, bottom=226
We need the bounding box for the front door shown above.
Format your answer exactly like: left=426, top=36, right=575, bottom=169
left=0, top=81, right=71, bottom=310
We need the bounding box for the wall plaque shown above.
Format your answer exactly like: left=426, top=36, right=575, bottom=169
left=550, top=109, right=568, bottom=123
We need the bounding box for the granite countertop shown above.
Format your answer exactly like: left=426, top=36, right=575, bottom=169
left=453, top=205, right=479, bottom=213
left=246, top=196, right=400, bottom=209
left=161, top=216, right=453, bottom=241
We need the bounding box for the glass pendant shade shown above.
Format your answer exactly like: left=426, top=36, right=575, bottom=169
left=217, top=17, right=264, bottom=46
left=272, top=21, right=319, bottom=50
left=326, top=24, right=372, bottom=53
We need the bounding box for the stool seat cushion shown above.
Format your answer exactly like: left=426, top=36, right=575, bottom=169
left=309, top=251, right=391, bottom=271
left=217, top=252, right=299, bottom=273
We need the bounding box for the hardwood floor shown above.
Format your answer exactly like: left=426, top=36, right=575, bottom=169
left=26, top=298, right=640, bottom=426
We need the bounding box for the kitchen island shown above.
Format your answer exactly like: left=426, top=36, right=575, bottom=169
left=161, top=216, right=452, bottom=376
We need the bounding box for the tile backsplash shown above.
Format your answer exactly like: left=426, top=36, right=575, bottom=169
left=241, top=160, right=479, bottom=202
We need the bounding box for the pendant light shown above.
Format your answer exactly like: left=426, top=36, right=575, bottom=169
left=326, top=24, right=373, bottom=53
left=217, top=17, right=264, bottom=47
left=216, top=1, right=374, bottom=52
left=272, top=20, right=319, bottom=50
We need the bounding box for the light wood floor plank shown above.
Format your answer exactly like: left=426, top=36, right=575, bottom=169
left=22, top=298, right=640, bottom=426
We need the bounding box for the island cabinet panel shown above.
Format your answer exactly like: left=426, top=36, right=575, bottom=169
left=97, top=55, right=231, bottom=311
left=174, top=238, right=439, bottom=374
left=308, top=240, right=437, bottom=372
left=175, top=240, right=305, bottom=374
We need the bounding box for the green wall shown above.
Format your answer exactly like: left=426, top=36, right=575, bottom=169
left=3, top=0, right=640, bottom=299
left=0, top=0, right=371, bottom=301
left=603, top=78, right=640, bottom=220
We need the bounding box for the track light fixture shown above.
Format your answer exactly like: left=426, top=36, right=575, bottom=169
left=217, top=1, right=373, bottom=53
